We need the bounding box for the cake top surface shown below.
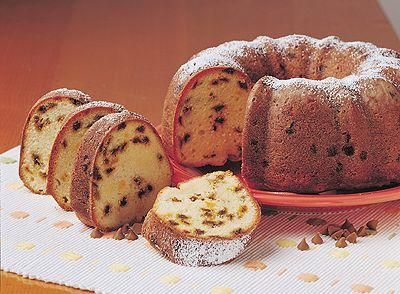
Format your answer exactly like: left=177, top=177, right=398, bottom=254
left=174, top=34, right=400, bottom=90
left=153, top=171, right=260, bottom=239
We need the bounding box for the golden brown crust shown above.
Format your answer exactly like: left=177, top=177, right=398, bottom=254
left=70, top=111, right=173, bottom=230
left=19, top=88, right=92, bottom=194
left=47, top=101, right=125, bottom=210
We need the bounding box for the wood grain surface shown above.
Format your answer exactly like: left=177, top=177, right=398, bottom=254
left=0, top=0, right=398, bottom=293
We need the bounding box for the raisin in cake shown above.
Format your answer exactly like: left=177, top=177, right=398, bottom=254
left=70, top=111, right=173, bottom=231
left=163, top=35, right=400, bottom=193
left=19, top=88, right=92, bottom=194
left=142, top=171, right=261, bottom=266
left=47, top=101, right=126, bottom=210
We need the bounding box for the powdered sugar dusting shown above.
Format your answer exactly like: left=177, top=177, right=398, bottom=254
left=172, top=234, right=251, bottom=266
left=173, top=34, right=400, bottom=95
left=75, top=101, right=125, bottom=112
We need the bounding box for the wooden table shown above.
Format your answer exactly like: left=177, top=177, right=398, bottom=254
left=1, top=0, right=398, bottom=292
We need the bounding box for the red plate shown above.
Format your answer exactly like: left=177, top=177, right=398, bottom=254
left=169, top=156, right=400, bottom=211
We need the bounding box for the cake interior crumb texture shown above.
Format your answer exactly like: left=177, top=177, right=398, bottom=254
left=154, top=171, right=259, bottom=238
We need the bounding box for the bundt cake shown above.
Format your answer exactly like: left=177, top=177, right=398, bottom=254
left=47, top=101, right=126, bottom=211
left=19, top=88, right=92, bottom=194
left=70, top=111, right=173, bottom=231
left=162, top=35, right=400, bottom=193
left=142, top=171, right=260, bottom=266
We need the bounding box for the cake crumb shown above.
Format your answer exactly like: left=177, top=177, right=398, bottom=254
left=160, top=274, right=181, bottom=285
left=16, top=242, right=35, bottom=251
left=329, top=248, right=350, bottom=259
left=276, top=239, right=297, bottom=248
left=211, top=286, right=232, bottom=294
left=297, top=273, right=319, bottom=283
left=10, top=211, right=29, bottom=219
left=60, top=251, right=82, bottom=261
left=53, top=220, right=73, bottom=229
left=243, top=259, right=267, bottom=271
left=351, top=284, right=373, bottom=293
left=382, top=259, right=400, bottom=269
left=109, top=263, right=130, bottom=272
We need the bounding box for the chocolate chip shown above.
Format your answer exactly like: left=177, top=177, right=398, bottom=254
left=38, top=102, right=56, bottom=113
left=183, top=133, right=190, bottom=143
left=136, top=125, right=145, bottom=133
left=62, top=196, right=68, bottom=203
left=92, top=165, right=102, bottom=181
left=360, top=151, right=368, bottom=161
left=157, top=153, right=163, bottom=161
left=117, top=122, right=126, bottom=130
left=104, top=205, right=111, bottom=215
left=310, top=144, right=317, bottom=154
left=147, top=184, right=153, bottom=192
left=62, top=139, right=68, bottom=148
left=72, top=121, right=81, bottom=131
left=182, top=105, right=192, bottom=114
left=32, top=153, right=41, bottom=166
left=105, top=167, right=114, bottom=174
left=222, top=68, right=235, bottom=74
left=119, top=196, right=127, bottom=207
left=336, top=162, right=343, bottom=172
left=195, top=229, right=205, bottom=235
left=327, top=145, right=338, bottom=157
left=344, top=132, right=351, bottom=143
left=131, top=137, right=141, bottom=143
left=137, top=188, right=146, bottom=198
left=219, top=77, right=229, bottom=82
left=178, top=116, right=183, bottom=125
left=215, top=117, right=224, bottom=124
left=111, top=142, right=127, bottom=154
left=211, top=79, right=219, bottom=85
left=342, top=145, right=355, bottom=156
left=142, top=136, right=149, bottom=144
left=133, top=176, right=142, bottom=185
left=250, top=139, right=258, bottom=146
left=285, top=122, right=295, bottom=135
left=212, top=104, right=225, bottom=112
left=238, top=81, right=248, bottom=89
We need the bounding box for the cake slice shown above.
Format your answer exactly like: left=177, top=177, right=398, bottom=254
left=142, top=171, right=261, bottom=266
left=19, top=88, right=92, bottom=194
left=70, top=111, right=173, bottom=231
left=47, top=101, right=126, bottom=210
left=162, top=66, right=252, bottom=167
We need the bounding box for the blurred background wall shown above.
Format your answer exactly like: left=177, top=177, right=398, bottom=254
left=379, top=0, right=400, bottom=36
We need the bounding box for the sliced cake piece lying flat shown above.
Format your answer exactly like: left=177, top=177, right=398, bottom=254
left=47, top=101, right=126, bottom=210
left=19, top=88, right=92, bottom=194
left=71, top=111, right=173, bottom=231
left=142, top=171, right=261, bottom=266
